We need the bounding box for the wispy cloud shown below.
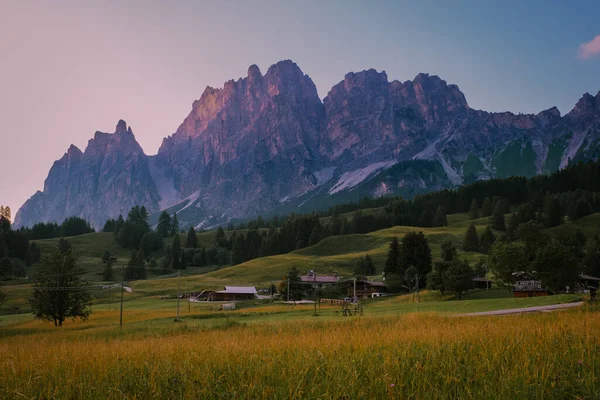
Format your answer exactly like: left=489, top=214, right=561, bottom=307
left=578, top=35, right=600, bottom=60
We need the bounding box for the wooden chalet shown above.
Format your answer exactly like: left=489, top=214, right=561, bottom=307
left=343, top=278, right=387, bottom=299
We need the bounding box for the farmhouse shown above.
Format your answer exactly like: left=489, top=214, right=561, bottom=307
left=207, top=286, right=258, bottom=302
left=342, top=278, right=387, bottom=299
left=299, top=271, right=341, bottom=289
left=512, top=280, right=549, bottom=298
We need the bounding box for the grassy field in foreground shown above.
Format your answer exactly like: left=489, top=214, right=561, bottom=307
left=1, top=307, right=599, bottom=399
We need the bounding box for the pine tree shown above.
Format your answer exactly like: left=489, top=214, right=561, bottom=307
left=491, top=202, right=506, bottom=231
left=101, top=249, right=111, bottom=263
left=232, top=235, right=246, bottom=265
left=481, top=197, right=493, bottom=217
left=463, top=224, right=479, bottom=252
left=364, top=254, right=376, bottom=275
left=384, top=237, right=400, bottom=275
left=171, top=213, right=180, bottom=236
left=399, top=232, right=432, bottom=277
left=193, top=247, right=206, bottom=267
left=544, top=197, right=563, bottom=227
left=157, top=211, right=172, bottom=237
left=432, top=206, right=448, bottom=227
left=469, top=199, right=479, bottom=220
left=308, top=225, right=324, bottom=246
left=479, top=226, right=496, bottom=254
left=171, top=234, right=182, bottom=269
left=102, top=258, right=114, bottom=281
left=215, top=226, right=227, bottom=248
left=186, top=226, right=198, bottom=248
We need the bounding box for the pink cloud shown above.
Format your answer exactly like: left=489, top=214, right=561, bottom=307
left=578, top=35, right=600, bottom=60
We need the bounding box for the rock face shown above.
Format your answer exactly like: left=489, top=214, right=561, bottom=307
left=14, top=61, right=600, bottom=229
left=14, top=121, right=161, bottom=229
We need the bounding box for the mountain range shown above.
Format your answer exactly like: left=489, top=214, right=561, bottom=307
left=14, top=60, right=600, bottom=230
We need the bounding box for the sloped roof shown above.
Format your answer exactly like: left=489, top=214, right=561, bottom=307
left=300, top=275, right=340, bottom=283
left=216, top=286, right=257, bottom=294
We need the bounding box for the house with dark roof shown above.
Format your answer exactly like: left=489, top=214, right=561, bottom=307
left=512, top=280, right=549, bottom=298
left=206, top=286, right=258, bottom=302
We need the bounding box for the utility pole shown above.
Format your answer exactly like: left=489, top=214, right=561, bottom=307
left=287, top=276, right=290, bottom=311
left=415, top=273, right=420, bottom=303
left=353, top=277, right=356, bottom=300
left=313, top=272, right=317, bottom=316
left=119, top=265, right=124, bottom=328
left=177, top=270, right=181, bottom=321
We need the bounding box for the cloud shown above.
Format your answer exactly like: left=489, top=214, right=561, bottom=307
left=578, top=35, right=600, bottom=60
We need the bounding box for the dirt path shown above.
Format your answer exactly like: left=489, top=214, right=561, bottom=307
left=458, top=301, right=584, bottom=317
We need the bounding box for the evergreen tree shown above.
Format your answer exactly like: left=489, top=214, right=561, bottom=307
left=463, top=224, right=479, bottom=252
left=157, top=211, right=172, bottom=237
left=101, top=249, right=111, bottom=263
left=479, top=226, right=496, bottom=254
left=364, top=254, right=376, bottom=276
left=193, top=247, right=206, bottom=267
left=469, top=199, right=479, bottom=220
left=171, top=234, right=183, bottom=269
left=399, top=232, right=432, bottom=277
left=491, top=202, right=506, bottom=231
left=139, top=232, right=164, bottom=259
left=215, top=226, right=227, bottom=248
left=231, top=235, right=246, bottom=265
left=308, top=225, right=324, bottom=246
left=481, top=197, right=493, bottom=217
left=432, top=206, right=448, bottom=227
left=186, top=226, right=198, bottom=248
left=384, top=237, right=400, bottom=275
left=171, top=213, right=180, bottom=236
left=544, top=197, right=563, bottom=228
left=102, top=257, right=114, bottom=281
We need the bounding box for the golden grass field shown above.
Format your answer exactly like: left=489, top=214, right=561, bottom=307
left=1, top=306, right=599, bottom=399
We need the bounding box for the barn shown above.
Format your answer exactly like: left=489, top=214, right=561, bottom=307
left=210, top=286, right=258, bottom=302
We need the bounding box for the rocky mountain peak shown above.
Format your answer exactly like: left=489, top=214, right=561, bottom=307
left=115, top=119, right=128, bottom=134
left=566, top=92, right=599, bottom=120
left=247, top=64, right=262, bottom=80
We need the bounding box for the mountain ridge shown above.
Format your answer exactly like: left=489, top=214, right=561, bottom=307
left=14, top=61, right=600, bottom=229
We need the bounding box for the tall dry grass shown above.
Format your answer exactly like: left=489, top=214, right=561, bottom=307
left=1, top=309, right=599, bottom=399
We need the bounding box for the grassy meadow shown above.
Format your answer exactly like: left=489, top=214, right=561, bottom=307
left=1, top=306, right=599, bottom=399
left=1, top=212, right=598, bottom=398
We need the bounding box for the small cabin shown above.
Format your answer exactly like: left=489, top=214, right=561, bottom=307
left=512, top=280, right=549, bottom=298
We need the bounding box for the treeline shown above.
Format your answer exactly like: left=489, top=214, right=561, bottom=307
left=18, top=217, right=95, bottom=240
left=0, top=216, right=41, bottom=280
left=232, top=160, right=600, bottom=236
